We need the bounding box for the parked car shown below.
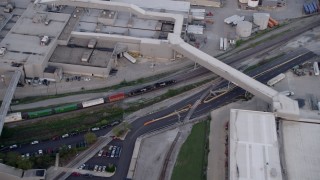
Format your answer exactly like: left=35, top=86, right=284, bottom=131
left=102, top=166, right=106, bottom=172
left=98, top=166, right=102, bottom=172
left=31, top=140, right=39, bottom=145
left=61, top=134, right=69, bottom=138
left=9, top=144, right=17, bottom=149
left=38, top=150, right=43, bottom=155
left=91, top=127, right=99, bottom=131
left=72, top=172, right=81, bottom=176
left=94, top=165, right=98, bottom=172
left=78, top=164, right=85, bottom=170
left=115, top=147, right=122, bottom=158
left=98, top=150, right=103, bottom=157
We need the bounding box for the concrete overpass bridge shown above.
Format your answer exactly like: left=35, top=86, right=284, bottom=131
left=35, top=0, right=300, bottom=120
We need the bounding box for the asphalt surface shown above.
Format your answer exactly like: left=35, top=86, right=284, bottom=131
left=3, top=49, right=315, bottom=179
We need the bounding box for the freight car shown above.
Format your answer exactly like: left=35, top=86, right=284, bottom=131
left=82, top=98, right=104, bottom=108
left=5, top=79, right=177, bottom=121
left=53, top=103, right=79, bottom=113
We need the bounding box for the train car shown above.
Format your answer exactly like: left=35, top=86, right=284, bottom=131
left=27, top=108, right=53, bottom=119
left=108, top=92, right=126, bottom=102
left=54, top=103, right=79, bottom=113
left=154, top=80, right=177, bottom=88
left=82, top=98, right=105, bottom=108
left=5, top=112, right=22, bottom=123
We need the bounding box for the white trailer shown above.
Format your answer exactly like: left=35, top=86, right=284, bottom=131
left=5, top=112, right=22, bottom=123
left=223, top=38, right=228, bottom=51
left=267, top=73, right=285, bottom=86
left=123, top=52, right=137, bottom=64
left=88, top=39, right=97, bottom=49
left=220, top=38, right=224, bottom=50
left=82, top=98, right=104, bottom=108
left=314, top=62, right=319, bottom=76
left=280, top=91, right=294, bottom=96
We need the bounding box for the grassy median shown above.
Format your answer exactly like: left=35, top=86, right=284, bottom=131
left=171, top=120, right=210, bottom=180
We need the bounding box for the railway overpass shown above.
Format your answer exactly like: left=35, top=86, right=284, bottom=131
left=36, top=0, right=300, bottom=120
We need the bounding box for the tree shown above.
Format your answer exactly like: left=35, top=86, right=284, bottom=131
left=16, top=159, right=33, bottom=170
left=5, top=152, right=20, bottom=166
left=84, top=132, right=97, bottom=144
left=112, top=122, right=131, bottom=137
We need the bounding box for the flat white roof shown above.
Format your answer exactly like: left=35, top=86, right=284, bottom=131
left=229, top=109, right=282, bottom=180
left=111, top=0, right=190, bottom=13
left=283, top=121, right=320, bottom=180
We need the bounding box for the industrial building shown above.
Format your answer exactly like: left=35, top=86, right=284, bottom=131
left=0, top=0, right=210, bottom=81
left=229, top=109, right=282, bottom=180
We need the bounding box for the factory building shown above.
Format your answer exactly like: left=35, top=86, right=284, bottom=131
left=0, top=0, right=198, bottom=81
left=229, top=109, right=283, bottom=180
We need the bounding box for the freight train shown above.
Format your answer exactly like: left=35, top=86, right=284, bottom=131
left=5, top=80, right=177, bottom=123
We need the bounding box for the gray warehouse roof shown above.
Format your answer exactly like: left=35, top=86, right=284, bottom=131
left=283, top=121, right=320, bottom=180
left=229, top=109, right=282, bottom=180
left=111, top=0, right=191, bottom=13
left=0, top=4, right=70, bottom=77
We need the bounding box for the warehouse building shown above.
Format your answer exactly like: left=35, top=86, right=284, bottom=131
left=229, top=109, right=283, bottom=180
left=0, top=0, right=189, bottom=81
left=0, top=3, right=69, bottom=81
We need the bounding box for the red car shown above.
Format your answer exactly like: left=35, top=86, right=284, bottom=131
left=71, top=172, right=81, bottom=176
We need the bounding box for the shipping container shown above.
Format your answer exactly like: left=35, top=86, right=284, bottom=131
left=82, top=98, right=104, bottom=108
left=28, top=109, right=53, bottom=119
left=308, top=4, right=314, bottom=13
left=108, top=93, right=125, bottom=102
left=312, top=1, right=318, bottom=11
left=304, top=4, right=310, bottom=14
left=313, top=61, right=319, bottom=75
left=5, top=112, right=22, bottom=123
left=267, top=73, right=285, bottom=86
left=123, top=52, right=137, bottom=63
left=54, top=104, right=78, bottom=113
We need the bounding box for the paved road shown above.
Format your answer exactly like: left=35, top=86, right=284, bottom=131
left=4, top=49, right=314, bottom=180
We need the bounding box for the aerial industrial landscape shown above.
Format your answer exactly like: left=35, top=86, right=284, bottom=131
left=0, top=0, right=319, bottom=179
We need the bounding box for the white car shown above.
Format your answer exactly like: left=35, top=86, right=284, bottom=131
left=9, top=144, right=17, bottom=149
left=25, top=153, right=30, bottom=159
left=61, top=134, right=69, bottom=138
left=38, top=150, right=43, bottom=155
left=68, top=145, right=72, bottom=149
left=31, top=141, right=39, bottom=145
left=78, top=164, right=85, bottom=170
left=98, top=150, right=103, bottom=157
left=102, top=166, right=106, bottom=172
left=91, top=127, right=99, bottom=131
left=94, top=165, right=98, bottom=172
